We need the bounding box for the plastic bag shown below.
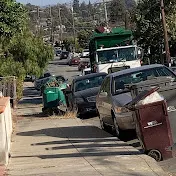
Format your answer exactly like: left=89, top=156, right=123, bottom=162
left=137, top=91, right=164, bottom=105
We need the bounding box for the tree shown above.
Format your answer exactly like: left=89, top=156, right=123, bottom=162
left=109, top=0, right=126, bottom=24
left=80, top=2, right=87, bottom=18
left=77, top=30, right=92, bottom=48
left=0, top=0, right=27, bottom=38
left=133, top=0, right=176, bottom=63
left=73, top=0, right=79, bottom=13
left=0, top=0, right=54, bottom=99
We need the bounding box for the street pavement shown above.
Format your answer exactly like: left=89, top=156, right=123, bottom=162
left=6, top=57, right=169, bottom=175
left=47, top=56, right=80, bottom=83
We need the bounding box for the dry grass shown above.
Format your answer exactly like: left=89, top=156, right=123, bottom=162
left=11, top=109, right=17, bottom=134
left=52, top=111, right=77, bottom=119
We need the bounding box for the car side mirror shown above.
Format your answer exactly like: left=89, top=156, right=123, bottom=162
left=99, top=92, right=108, bottom=97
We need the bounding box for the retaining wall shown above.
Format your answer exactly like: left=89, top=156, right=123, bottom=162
left=0, top=97, right=12, bottom=165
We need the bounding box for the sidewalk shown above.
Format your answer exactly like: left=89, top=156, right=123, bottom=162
left=7, top=117, right=168, bottom=176
left=5, top=83, right=168, bottom=176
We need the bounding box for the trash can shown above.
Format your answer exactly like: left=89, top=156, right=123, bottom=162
left=42, top=87, right=67, bottom=115
left=128, top=77, right=176, bottom=143
left=43, top=87, right=60, bottom=109
left=126, top=87, right=173, bottom=161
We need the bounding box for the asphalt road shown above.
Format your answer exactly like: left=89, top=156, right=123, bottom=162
left=47, top=56, right=81, bottom=83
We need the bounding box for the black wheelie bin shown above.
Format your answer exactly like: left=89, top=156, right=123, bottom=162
left=126, top=87, right=173, bottom=161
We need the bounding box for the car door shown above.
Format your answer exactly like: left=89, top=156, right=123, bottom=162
left=96, top=78, right=106, bottom=117
left=97, top=77, right=112, bottom=124
left=101, top=77, right=112, bottom=125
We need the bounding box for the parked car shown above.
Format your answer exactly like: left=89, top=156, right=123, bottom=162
left=170, top=67, right=176, bottom=74
left=78, top=60, right=90, bottom=71
left=81, top=49, right=89, bottom=57
left=68, top=57, right=81, bottom=66
left=34, top=73, right=65, bottom=91
left=24, top=75, right=36, bottom=82
left=60, top=51, right=69, bottom=60
left=96, top=64, right=176, bottom=137
left=66, top=72, right=107, bottom=118
left=34, top=73, right=53, bottom=90
left=81, top=68, right=91, bottom=76
left=55, top=50, right=62, bottom=56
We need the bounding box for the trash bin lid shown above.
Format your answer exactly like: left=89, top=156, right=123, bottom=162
left=47, top=91, right=55, bottom=93
left=125, top=87, right=159, bottom=109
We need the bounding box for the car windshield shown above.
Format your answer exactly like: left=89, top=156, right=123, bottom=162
left=97, top=47, right=137, bottom=64
left=113, top=67, right=176, bottom=95
left=74, top=75, right=106, bottom=92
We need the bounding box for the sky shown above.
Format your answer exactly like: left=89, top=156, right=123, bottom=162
left=17, top=0, right=90, bottom=6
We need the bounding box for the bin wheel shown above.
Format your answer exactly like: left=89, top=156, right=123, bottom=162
left=42, top=108, right=53, bottom=116
left=147, top=150, right=162, bottom=162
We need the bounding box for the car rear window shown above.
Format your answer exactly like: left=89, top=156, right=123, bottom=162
left=62, top=52, right=69, bottom=55
left=74, top=75, right=106, bottom=92
left=113, top=67, right=176, bottom=94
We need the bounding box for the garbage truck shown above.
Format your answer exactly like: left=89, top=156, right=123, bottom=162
left=89, top=27, right=143, bottom=73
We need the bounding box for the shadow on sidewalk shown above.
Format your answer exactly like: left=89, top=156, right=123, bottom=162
left=18, top=97, right=42, bottom=105
left=15, top=125, right=141, bottom=160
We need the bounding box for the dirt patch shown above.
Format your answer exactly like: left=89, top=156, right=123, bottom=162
left=38, top=111, right=77, bottom=120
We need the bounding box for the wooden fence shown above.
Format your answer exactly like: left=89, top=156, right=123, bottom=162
left=0, top=76, right=17, bottom=108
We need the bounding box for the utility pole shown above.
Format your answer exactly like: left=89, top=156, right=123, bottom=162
left=71, top=6, right=76, bottom=52
left=160, top=0, right=171, bottom=66
left=58, top=7, right=63, bottom=43
left=37, top=6, right=40, bottom=35
left=103, top=0, right=108, bottom=27
left=49, top=5, right=54, bottom=43
left=125, top=10, right=129, bottom=30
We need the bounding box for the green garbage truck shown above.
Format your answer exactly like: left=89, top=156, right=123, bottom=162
left=89, top=27, right=143, bottom=73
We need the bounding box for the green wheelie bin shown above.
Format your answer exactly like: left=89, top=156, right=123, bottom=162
left=42, top=87, right=67, bottom=115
